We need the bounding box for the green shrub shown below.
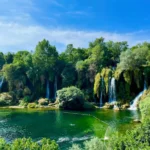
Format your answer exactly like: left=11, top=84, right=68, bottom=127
left=0, top=138, right=59, bottom=150
left=27, top=103, right=37, bottom=108
left=69, top=137, right=106, bottom=150
left=23, top=96, right=31, bottom=103
left=140, top=93, right=150, bottom=121
left=84, top=137, right=106, bottom=150
left=57, top=86, right=84, bottom=110
left=109, top=120, right=150, bottom=150
left=19, top=100, right=28, bottom=107
left=108, top=94, right=150, bottom=150
left=41, top=138, right=59, bottom=150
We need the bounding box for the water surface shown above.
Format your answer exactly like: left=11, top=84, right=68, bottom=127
left=0, top=109, right=140, bottom=149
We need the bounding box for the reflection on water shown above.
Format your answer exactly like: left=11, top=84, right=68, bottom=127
left=0, top=109, right=140, bottom=149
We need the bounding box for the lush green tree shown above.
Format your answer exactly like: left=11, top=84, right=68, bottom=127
left=0, top=52, right=5, bottom=69
left=4, top=52, right=14, bottom=64
left=61, top=64, right=77, bottom=87
left=106, top=41, right=128, bottom=66
left=3, top=63, right=26, bottom=91
left=61, top=44, right=88, bottom=64
left=33, top=39, right=58, bottom=80
left=57, top=86, right=84, bottom=110
left=118, top=46, right=149, bottom=71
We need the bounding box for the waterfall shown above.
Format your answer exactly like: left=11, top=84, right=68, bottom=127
left=46, top=80, right=50, bottom=99
left=54, top=76, right=57, bottom=99
left=129, top=81, right=147, bottom=110
left=0, top=77, right=4, bottom=89
left=100, top=77, right=104, bottom=107
left=109, top=77, right=116, bottom=103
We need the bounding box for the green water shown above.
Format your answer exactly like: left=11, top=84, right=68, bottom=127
left=0, top=109, right=140, bottom=149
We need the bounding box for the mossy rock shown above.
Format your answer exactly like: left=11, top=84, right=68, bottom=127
left=38, top=98, right=49, bottom=106
left=121, top=103, right=130, bottom=109
left=27, top=103, right=38, bottom=108
left=19, top=100, right=28, bottom=107
left=103, top=103, right=114, bottom=109
left=0, top=92, right=13, bottom=106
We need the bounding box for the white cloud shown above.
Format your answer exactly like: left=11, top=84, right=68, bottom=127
left=66, top=11, right=89, bottom=16
left=0, top=21, right=150, bottom=53
left=0, top=0, right=150, bottom=53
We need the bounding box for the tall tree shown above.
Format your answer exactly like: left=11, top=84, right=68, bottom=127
left=33, top=39, right=58, bottom=80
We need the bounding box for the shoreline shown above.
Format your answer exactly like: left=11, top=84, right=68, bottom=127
left=0, top=105, right=59, bottom=111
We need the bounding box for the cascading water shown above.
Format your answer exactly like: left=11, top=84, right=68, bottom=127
left=46, top=80, right=50, bottom=99
left=109, top=77, right=116, bottom=104
left=0, top=77, right=4, bottom=89
left=54, top=76, right=57, bottom=99
left=100, top=77, right=104, bottom=107
left=129, top=81, right=147, bottom=110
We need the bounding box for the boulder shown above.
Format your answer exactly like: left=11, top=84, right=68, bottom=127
left=103, top=103, right=114, bottom=109
left=121, top=103, right=130, bottom=109
left=27, top=103, right=37, bottom=108
left=114, top=106, right=120, bottom=111
left=38, top=98, right=49, bottom=106
left=0, top=92, right=13, bottom=106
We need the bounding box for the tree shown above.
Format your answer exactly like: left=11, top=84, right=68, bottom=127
left=61, top=64, right=77, bottom=87
left=117, top=47, right=149, bottom=71
left=4, top=52, right=14, bottom=64
left=33, top=39, right=58, bottom=80
left=57, top=86, right=84, bottom=110
left=0, top=52, right=5, bottom=69
left=106, top=41, right=128, bottom=66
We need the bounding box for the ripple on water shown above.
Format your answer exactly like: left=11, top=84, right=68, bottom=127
left=0, top=119, right=7, bottom=123
left=57, top=137, right=70, bottom=143
left=57, top=136, right=92, bottom=143
left=70, top=124, right=75, bottom=126
left=72, top=136, right=92, bottom=142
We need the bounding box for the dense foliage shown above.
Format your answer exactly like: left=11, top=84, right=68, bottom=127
left=69, top=137, right=106, bottom=150
left=0, top=138, right=58, bottom=150
left=0, top=38, right=150, bottom=106
left=57, top=86, right=84, bottom=110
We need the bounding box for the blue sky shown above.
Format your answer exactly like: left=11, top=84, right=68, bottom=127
left=0, top=0, right=150, bottom=53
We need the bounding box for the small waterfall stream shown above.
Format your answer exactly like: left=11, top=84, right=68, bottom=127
left=46, top=80, right=50, bottom=99
left=0, top=77, right=4, bottom=89
left=109, top=77, right=116, bottom=103
left=129, top=81, right=147, bottom=110
left=54, top=76, right=57, bottom=99
left=100, top=77, right=104, bottom=107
